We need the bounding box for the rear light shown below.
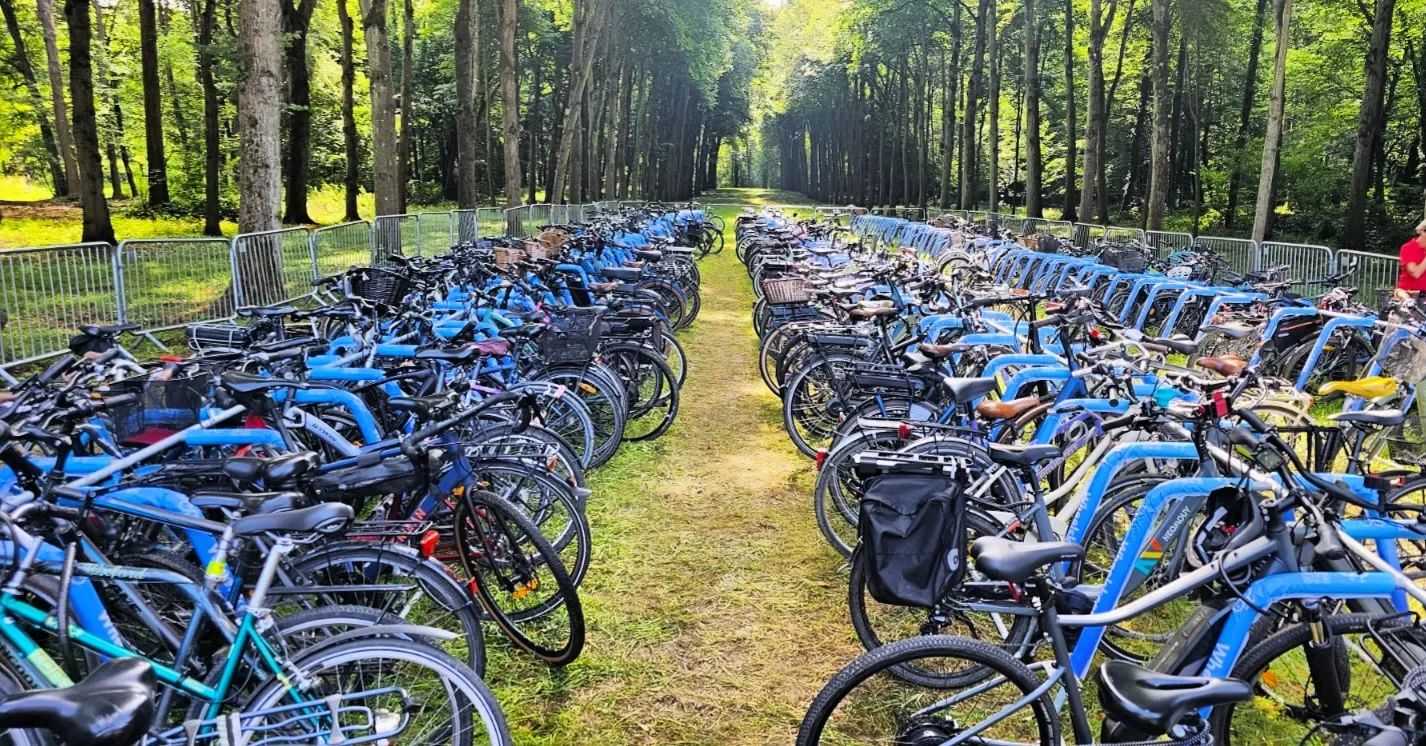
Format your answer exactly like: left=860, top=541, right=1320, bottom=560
left=1089, top=329, right=1103, bottom=343
left=1212, top=390, right=1228, bottom=418
left=814, top=450, right=828, bottom=470
left=897, top=422, right=913, bottom=440
left=418, top=530, right=440, bottom=558
left=159, top=355, right=184, bottom=363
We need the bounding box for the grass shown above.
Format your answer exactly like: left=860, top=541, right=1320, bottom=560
left=480, top=190, right=864, bottom=744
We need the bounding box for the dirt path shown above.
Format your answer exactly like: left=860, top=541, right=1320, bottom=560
left=489, top=195, right=860, bottom=744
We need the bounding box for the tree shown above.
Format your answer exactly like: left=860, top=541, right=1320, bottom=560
left=959, top=0, right=990, bottom=210
left=61, top=0, right=112, bottom=243
left=397, top=0, right=414, bottom=212
left=1062, top=0, right=1077, bottom=222
left=36, top=0, right=78, bottom=195
left=1342, top=0, right=1397, bottom=250
left=1224, top=0, right=1267, bottom=229
left=1023, top=0, right=1043, bottom=217
left=336, top=0, right=362, bottom=221
left=1252, top=0, right=1292, bottom=243
left=280, top=0, right=318, bottom=224
left=0, top=0, right=65, bottom=194
left=987, top=0, right=1000, bottom=213
left=138, top=0, right=169, bottom=207
left=498, top=0, right=520, bottom=209
left=195, top=0, right=222, bottom=235
left=1078, top=0, right=1119, bottom=224
left=359, top=0, right=400, bottom=216
left=1146, top=0, right=1171, bottom=230
left=454, top=0, right=479, bottom=208
left=236, top=0, right=282, bottom=234
left=551, top=0, right=609, bottom=204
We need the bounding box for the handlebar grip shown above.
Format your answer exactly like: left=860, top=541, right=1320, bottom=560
left=1100, top=412, right=1137, bottom=431
left=35, top=355, right=76, bottom=386
left=89, top=347, right=122, bottom=366
left=1237, top=407, right=1270, bottom=433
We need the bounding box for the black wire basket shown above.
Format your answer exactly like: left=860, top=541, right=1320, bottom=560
left=539, top=307, right=604, bottom=365
left=108, top=373, right=213, bottom=446
left=349, top=267, right=411, bottom=307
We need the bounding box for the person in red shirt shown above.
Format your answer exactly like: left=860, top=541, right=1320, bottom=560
left=1397, top=219, right=1426, bottom=295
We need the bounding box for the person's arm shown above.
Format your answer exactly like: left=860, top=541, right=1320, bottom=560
left=1406, top=255, right=1426, bottom=278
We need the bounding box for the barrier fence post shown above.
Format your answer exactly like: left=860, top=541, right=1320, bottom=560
left=1259, top=241, right=1336, bottom=294
left=0, top=243, right=122, bottom=371
left=1336, top=249, right=1399, bottom=309
left=116, top=238, right=237, bottom=337
left=230, top=227, right=319, bottom=307
left=310, top=221, right=373, bottom=277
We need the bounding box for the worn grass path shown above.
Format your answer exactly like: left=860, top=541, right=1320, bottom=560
left=487, top=193, right=860, bottom=744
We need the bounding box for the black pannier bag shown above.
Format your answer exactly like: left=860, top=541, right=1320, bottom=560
left=854, top=451, right=970, bottom=609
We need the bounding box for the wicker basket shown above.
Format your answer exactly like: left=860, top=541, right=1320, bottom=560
left=524, top=240, right=553, bottom=261
left=761, top=276, right=810, bottom=305
left=492, top=246, right=525, bottom=269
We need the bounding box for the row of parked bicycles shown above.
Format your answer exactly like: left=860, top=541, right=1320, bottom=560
left=0, top=205, right=716, bottom=744
left=740, top=207, right=1426, bottom=745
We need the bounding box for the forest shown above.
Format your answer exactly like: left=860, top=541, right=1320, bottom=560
left=0, top=0, right=1420, bottom=251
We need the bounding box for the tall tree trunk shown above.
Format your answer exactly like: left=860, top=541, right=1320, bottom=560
left=397, top=0, right=414, bottom=212
left=37, top=0, right=78, bottom=195
left=1252, top=0, right=1293, bottom=242
left=1146, top=0, right=1172, bottom=230
left=197, top=0, right=221, bottom=234
left=455, top=0, right=479, bottom=208
left=91, top=2, right=136, bottom=199
left=1343, top=0, right=1397, bottom=250
left=1225, top=0, right=1267, bottom=229
left=0, top=0, right=65, bottom=194
left=62, top=0, right=112, bottom=242
left=960, top=0, right=991, bottom=209
left=1024, top=0, right=1043, bottom=216
left=940, top=6, right=962, bottom=208
left=1122, top=47, right=1152, bottom=212
left=1078, top=0, right=1117, bottom=224
left=138, top=0, right=169, bottom=207
left=552, top=0, right=609, bottom=203
left=359, top=0, right=400, bottom=215
left=498, top=0, right=520, bottom=208
left=337, top=0, right=361, bottom=220
left=987, top=0, right=1000, bottom=212
left=236, top=0, right=282, bottom=234
left=280, top=0, right=317, bottom=223
left=1062, top=0, right=1078, bottom=221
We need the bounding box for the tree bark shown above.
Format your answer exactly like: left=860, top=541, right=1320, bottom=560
left=1062, top=0, right=1077, bottom=221
left=498, top=0, right=520, bottom=209
left=1252, top=0, right=1293, bottom=243
left=397, top=0, right=414, bottom=212
left=1024, top=0, right=1043, bottom=216
left=138, top=0, right=169, bottom=207
left=37, top=0, right=77, bottom=195
left=61, top=0, right=112, bottom=243
left=1077, top=0, right=1117, bottom=224
left=987, top=0, right=1000, bottom=212
left=337, top=0, right=361, bottom=220
left=940, top=6, right=962, bottom=208
left=1342, top=0, right=1397, bottom=250
left=91, top=2, right=136, bottom=199
left=1225, top=0, right=1267, bottom=229
left=280, top=0, right=317, bottom=223
left=359, top=0, right=400, bottom=216
left=454, top=0, right=479, bottom=208
left=960, top=0, right=991, bottom=209
left=236, top=0, right=282, bottom=234
left=197, top=0, right=222, bottom=234
left=0, top=0, right=64, bottom=194
left=1146, top=0, right=1172, bottom=230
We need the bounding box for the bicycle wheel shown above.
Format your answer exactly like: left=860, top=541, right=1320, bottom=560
left=245, top=637, right=511, bottom=746
left=782, top=354, right=862, bottom=458
left=603, top=342, right=680, bottom=441
left=468, top=460, right=591, bottom=586
left=505, top=382, right=597, bottom=468
left=813, top=429, right=904, bottom=557
left=535, top=365, right=627, bottom=468
left=659, top=331, right=688, bottom=388
left=288, top=541, right=487, bottom=674
left=453, top=490, right=585, bottom=665
left=798, top=635, right=1057, bottom=746
left=848, top=514, right=1037, bottom=688
left=1209, top=613, right=1417, bottom=745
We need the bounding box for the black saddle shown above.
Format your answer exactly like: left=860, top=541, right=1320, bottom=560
left=222, top=451, right=317, bottom=488
left=502, top=323, right=547, bottom=339
left=191, top=491, right=306, bottom=515
left=941, top=377, right=1000, bottom=404
left=971, top=536, right=1083, bottom=583
left=1097, top=660, right=1251, bottom=736
left=236, top=305, right=298, bottom=319
left=634, top=249, right=663, bottom=262
left=414, top=345, right=480, bottom=363
left=388, top=395, right=458, bottom=421
left=77, top=323, right=140, bottom=337
left=231, top=502, right=354, bottom=538
left=1149, top=335, right=1199, bottom=355
left=220, top=371, right=309, bottom=394
left=1331, top=409, right=1408, bottom=428
left=1202, top=323, right=1256, bottom=340
left=601, top=267, right=644, bottom=282
left=987, top=443, right=1064, bottom=469
left=0, top=658, right=155, bottom=746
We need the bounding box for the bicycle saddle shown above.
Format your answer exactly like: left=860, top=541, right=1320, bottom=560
left=976, top=396, right=1041, bottom=421
left=589, top=281, right=621, bottom=293
left=1329, top=409, right=1407, bottom=428
left=502, top=323, right=547, bottom=339
left=917, top=342, right=973, bottom=359
left=940, top=377, right=999, bottom=404
left=634, top=250, right=663, bottom=261
left=191, top=491, right=306, bottom=515
left=77, top=323, right=140, bottom=337
left=601, top=267, right=643, bottom=282
left=0, top=658, right=155, bottom=746
left=848, top=306, right=898, bottom=320
left=388, top=395, right=458, bottom=421
left=1096, top=660, right=1251, bottom=736
left=1202, top=322, right=1257, bottom=339
left=970, top=536, right=1083, bottom=583
left=414, top=345, right=481, bottom=363
left=220, top=371, right=309, bottom=394
left=232, top=502, right=354, bottom=538
left=1194, top=356, right=1247, bottom=377
left=1318, top=375, right=1398, bottom=399
left=222, top=451, right=317, bottom=488
left=987, top=443, right=1062, bottom=468
left=236, top=305, right=298, bottom=319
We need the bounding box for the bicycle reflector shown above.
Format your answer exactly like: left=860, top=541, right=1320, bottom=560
left=815, top=449, right=828, bottom=470
left=1212, top=390, right=1229, bottom=418
left=419, top=529, right=440, bottom=558
left=898, top=422, right=914, bottom=440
